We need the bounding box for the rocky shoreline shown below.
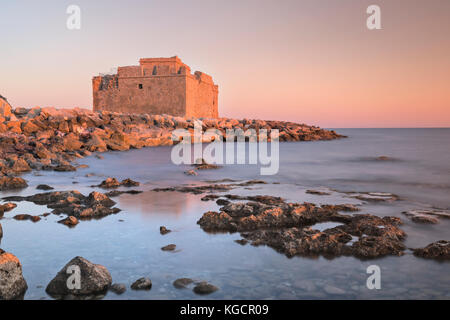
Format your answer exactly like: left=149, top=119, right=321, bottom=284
left=0, top=101, right=344, bottom=191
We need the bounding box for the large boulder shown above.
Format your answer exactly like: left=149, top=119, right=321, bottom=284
left=85, top=133, right=107, bottom=152
left=0, top=249, right=28, bottom=300
left=45, top=256, right=112, bottom=298
left=0, top=176, right=28, bottom=191
left=0, top=95, right=12, bottom=118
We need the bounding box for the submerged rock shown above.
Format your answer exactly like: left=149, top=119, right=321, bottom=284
left=0, top=249, right=28, bottom=300
left=120, top=178, right=140, bottom=187
left=347, top=192, right=399, bottom=202
left=58, top=216, right=79, bottom=227
left=194, top=158, right=221, bottom=170
left=45, top=256, right=112, bottom=298
left=413, top=240, right=450, bottom=260
left=193, top=282, right=218, bottom=295
left=13, top=214, right=41, bottom=222
left=184, top=170, right=198, bottom=176
left=36, top=184, right=54, bottom=190
left=306, top=189, right=332, bottom=196
left=153, top=180, right=266, bottom=196
left=104, top=190, right=143, bottom=197
left=173, top=278, right=194, bottom=289
left=131, top=277, right=152, bottom=290
left=402, top=209, right=450, bottom=224
left=109, top=283, right=126, bottom=295
left=160, top=226, right=171, bottom=235
left=161, top=244, right=176, bottom=251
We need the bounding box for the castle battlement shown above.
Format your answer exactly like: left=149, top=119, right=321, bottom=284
left=92, top=56, right=218, bottom=118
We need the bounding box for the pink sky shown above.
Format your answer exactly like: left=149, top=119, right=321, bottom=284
left=0, top=0, right=449, bottom=127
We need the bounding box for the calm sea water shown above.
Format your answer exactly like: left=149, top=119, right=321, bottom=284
left=1, top=128, right=449, bottom=299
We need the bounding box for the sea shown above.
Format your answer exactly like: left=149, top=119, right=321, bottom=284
left=1, top=128, right=449, bottom=299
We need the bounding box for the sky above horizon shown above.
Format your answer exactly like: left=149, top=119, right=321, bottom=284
left=1, top=0, right=449, bottom=128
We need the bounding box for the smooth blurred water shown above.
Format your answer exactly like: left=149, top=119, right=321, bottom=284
left=0, top=128, right=449, bottom=300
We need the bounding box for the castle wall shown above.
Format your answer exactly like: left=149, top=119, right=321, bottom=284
left=185, top=73, right=219, bottom=118
left=92, top=57, right=218, bottom=118
left=93, top=75, right=186, bottom=116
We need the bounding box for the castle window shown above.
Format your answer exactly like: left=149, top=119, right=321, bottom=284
left=152, top=66, right=157, bottom=75
left=138, top=84, right=143, bottom=89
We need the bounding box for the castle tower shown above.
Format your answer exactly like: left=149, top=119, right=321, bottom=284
left=92, top=56, right=219, bottom=118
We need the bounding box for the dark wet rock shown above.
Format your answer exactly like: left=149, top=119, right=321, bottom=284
left=410, top=215, right=439, bottom=224
left=173, top=278, right=194, bottom=289
left=3, top=190, right=120, bottom=222
left=193, top=281, right=218, bottom=295
left=153, top=180, right=267, bottom=196
left=184, top=170, right=198, bottom=176
left=223, top=194, right=285, bottom=205
left=306, top=189, right=331, bottom=196
left=153, top=184, right=233, bottom=195
left=321, top=204, right=360, bottom=212
left=0, top=202, right=17, bottom=214
left=351, top=235, right=406, bottom=259
left=0, top=249, right=28, bottom=300
left=87, top=191, right=116, bottom=207
left=413, top=240, right=450, bottom=260
left=98, top=177, right=120, bottom=189
left=109, top=283, right=126, bottom=295
left=235, top=239, right=248, bottom=245
left=13, top=214, right=41, bottom=222
left=198, top=200, right=405, bottom=259
left=131, top=277, right=152, bottom=290
left=95, top=177, right=140, bottom=189
left=161, top=244, right=176, bottom=251
left=58, top=216, right=79, bottom=227
left=160, top=226, right=171, bottom=235
left=194, top=158, right=221, bottom=170
left=201, top=194, right=220, bottom=201
left=54, top=164, right=77, bottom=172
left=120, top=178, right=140, bottom=187
left=36, top=184, right=54, bottom=190
left=0, top=176, right=28, bottom=191
left=205, top=179, right=240, bottom=183
left=345, top=192, right=399, bottom=202
left=216, top=199, right=230, bottom=206
left=104, top=190, right=143, bottom=197
left=46, top=256, right=112, bottom=298
left=402, top=209, right=450, bottom=224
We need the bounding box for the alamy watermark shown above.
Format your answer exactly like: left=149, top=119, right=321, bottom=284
left=366, top=265, right=381, bottom=290
left=66, top=5, right=81, bottom=30
left=170, top=120, right=280, bottom=175
left=66, top=265, right=81, bottom=290
left=367, top=5, right=382, bottom=30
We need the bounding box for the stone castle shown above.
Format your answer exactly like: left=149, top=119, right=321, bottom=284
left=92, top=56, right=218, bottom=118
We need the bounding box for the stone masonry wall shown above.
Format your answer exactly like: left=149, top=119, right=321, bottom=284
left=92, top=57, right=219, bottom=118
